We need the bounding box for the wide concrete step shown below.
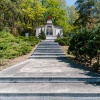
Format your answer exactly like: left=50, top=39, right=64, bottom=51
left=33, top=53, right=65, bottom=54
left=39, top=43, right=58, bottom=45
left=35, top=48, right=62, bottom=50
left=30, top=55, right=67, bottom=59
left=0, top=83, right=99, bottom=93
left=0, top=77, right=99, bottom=83
left=40, top=42, right=58, bottom=44
left=42, top=40, right=56, bottom=42
left=0, top=96, right=100, bottom=100
left=34, top=52, right=63, bottom=53
left=32, top=53, right=65, bottom=56
left=38, top=44, right=59, bottom=47
left=34, top=50, right=63, bottom=53
left=39, top=42, right=59, bottom=44
left=37, top=45, right=60, bottom=48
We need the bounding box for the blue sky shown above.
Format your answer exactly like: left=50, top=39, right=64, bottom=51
left=65, top=0, right=77, bottom=6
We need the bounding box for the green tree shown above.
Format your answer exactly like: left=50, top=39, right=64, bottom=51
left=44, top=0, right=71, bottom=33
left=66, top=6, right=79, bottom=25
left=38, top=29, right=46, bottom=40
left=95, top=0, right=100, bottom=23
left=75, top=0, right=98, bottom=28
left=0, top=0, right=75, bottom=36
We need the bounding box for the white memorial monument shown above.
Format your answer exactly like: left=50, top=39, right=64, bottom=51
left=36, top=18, right=63, bottom=40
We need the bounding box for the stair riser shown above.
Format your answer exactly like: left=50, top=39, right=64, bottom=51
left=0, top=97, right=100, bottom=100
left=34, top=50, right=62, bottom=52
left=37, top=47, right=60, bottom=48
left=38, top=44, right=59, bottom=45
left=40, top=41, right=57, bottom=42
left=30, top=57, right=67, bottom=59
left=34, top=52, right=63, bottom=53
left=32, top=54, right=65, bottom=56
left=34, top=52, right=63, bottom=54
left=0, top=78, right=99, bottom=83
left=39, top=44, right=59, bottom=45
left=38, top=45, right=60, bottom=47
left=0, top=93, right=100, bottom=97
left=33, top=52, right=64, bottom=55
left=35, top=51, right=62, bottom=54
left=36, top=49, right=62, bottom=50
left=35, top=50, right=62, bottom=51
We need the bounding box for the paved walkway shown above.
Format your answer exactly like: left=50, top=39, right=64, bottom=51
left=0, top=59, right=99, bottom=78
left=0, top=41, right=100, bottom=100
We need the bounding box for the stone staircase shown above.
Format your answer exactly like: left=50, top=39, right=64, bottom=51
left=30, top=41, right=66, bottom=59
left=0, top=41, right=100, bottom=100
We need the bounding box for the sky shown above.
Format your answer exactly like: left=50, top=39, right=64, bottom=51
left=65, top=0, right=77, bottom=6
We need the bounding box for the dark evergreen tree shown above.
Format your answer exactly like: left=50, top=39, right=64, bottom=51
left=68, top=27, right=100, bottom=66
left=95, top=0, right=100, bottom=23
left=57, top=33, right=61, bottom=38
left=75, top=0, right=98, bottom=28
left=38, top=29, right=46, bottom=40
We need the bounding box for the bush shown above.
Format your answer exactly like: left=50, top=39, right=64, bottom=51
left=38, top=30, right=46, bottom=40
left=92, top=62, right=100, bottom=72
left=17, top=36, right=40, bottom=46
left=0, top=30, right=13, bottom=38
left=0, top=31, right=40, bottom=59
left=68, top=27, right=100, bottom=67
left=55, top=37, right=70, bottom=46
left=57, top=33, right=61, bottom=38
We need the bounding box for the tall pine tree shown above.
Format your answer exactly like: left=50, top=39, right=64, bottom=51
left=75, top=0, right=98, bottom=28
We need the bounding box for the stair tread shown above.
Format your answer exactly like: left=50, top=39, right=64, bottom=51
left=36, top=48, right=61, bottom=49
left=33, top=53, right=65, bottom=54
left=0, top=83, right=100, bottom=93
left=0, top=97, right=100, bottom=100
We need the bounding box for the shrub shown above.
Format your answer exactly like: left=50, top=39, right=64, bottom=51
left=55, top=37, right=70, bottom=46
left=0, top=31, right=40, bottom=59
left=57, top=33, right=61, bottom=38
left=68, top=27, right=100, bottom=68
left=38, top=30, right=46, bottom=40
left=92, top=62, right=100, bottom=72
left=0, top=30, right=13, bottom=38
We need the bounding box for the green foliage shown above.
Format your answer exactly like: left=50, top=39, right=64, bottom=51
left=0, top=30, right=13, bottom=38
left=68, top=27, right=100, bottom=69
left=0, top=0, right=76, bottom=35
left=44, top=0, right=70, bottom=33
left=95, top=1, right=100, bottom=23
left=92, top=62, right=100, bottom=72
left=38, top=30, right=46, bottom=40
left=0, top=0, right=46, bottom=35
left=55, top=37, right=70, bottom=46
left=57, top=33, right=61, bottom=38
left=66, top=6, right=79, bottom=25
left=75, top=0, right=98, bottom=28
left=0, top=31, right=40, bottom=59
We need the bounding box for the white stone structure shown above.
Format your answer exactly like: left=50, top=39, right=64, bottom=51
left=36, top=19, right=63, bottom=40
